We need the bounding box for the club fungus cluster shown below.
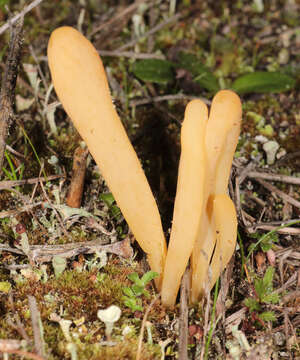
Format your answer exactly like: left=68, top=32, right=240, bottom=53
left=48, top=26, right=242, bottom=307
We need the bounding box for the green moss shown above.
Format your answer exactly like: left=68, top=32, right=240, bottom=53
left=78, top=336, right=161, bottom=360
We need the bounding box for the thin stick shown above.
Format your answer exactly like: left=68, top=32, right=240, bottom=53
left=247, top=171, right=300, bottom=185
left=0, top=237, right=133, bottom=262
left=0, top=174, right=63, bottom=190
left=0, top=201, right=42, bottom=219
left=66, top=147, right=88, bottom=208
left=99, top=50, right=166, bottom=60
left=0, top=0, right=44, bottom=35
left=28, top=296, right=46, bottom=358
left=136, top=294, right=160, bottom=360
left=0, top=349, right=45, bottom=360
left=90, top=0, right=150, bottom=36
left=7, top=294, right=31, bottom=343
left=118, top=13, right=182, bottom=51
left=178, top=269, right=189, bottom=360
left=248, top=224, right=300, bottom=235
left=130, top=94, right=211, bottom=107
left=255, top=178, right=300, bottom=209
left=0, top=18, right=23, bottom=174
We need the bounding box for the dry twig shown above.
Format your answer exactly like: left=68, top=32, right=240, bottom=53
left=0, top=0, right=44, bottom=35
left=0, top=237, right=133, bottom=263
left=28, top=296, right=46, bottom=358
left=255, top=178, right=300, bottom=209
left=118, top=13, right=182, bottom=51
left=0, top=200, right=42, bottom=219
left=0, top=174, right=63, bottom=190
left=0, top=18, right=23, bottom=174
left=130, top=94, right=211, bottom=107
left=7, top=294, right=31, bottom=343
left=99, top=50, right=166, bottom=60
left=178, top=269, right=189, bottom=360
left=91, top=0, right=151, bottom=37
left=0, top=348, right=46, bottom=360
left=136, top=294, right=160, bottom=360
left=66, top=147, right=88, bottom=208
left=247, top=171, right=300, bottom=185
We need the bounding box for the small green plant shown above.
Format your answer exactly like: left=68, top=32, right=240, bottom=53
left=122, top=271, right=158, bottom=312
left=248, top=231, right=278, bottom=253
left=2, top=150, right=25, bottom=191
left=244, top=266, right=280, bottom=323
left=246, top=220, right=300, bottom=261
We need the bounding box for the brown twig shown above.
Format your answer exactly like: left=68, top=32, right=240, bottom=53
left=248, top=224, right=300, bottom=235
left=118, top=13, right=182, bottom=51
left=178, top=269, right=189, bottom=360
left=0, top=174, right=63, bottom=190
left=281, top=290, right=300, bottom=305
left=274, top=271, right=298, bottom=294
left=255, top=178, right=300, bottom=209
left=130, top=94, right=211, bottom=107
left=0, top=18, right=23, bottom=175
left=0, top=339, right=25, bottom=352
left=0, top=237, right=133, bottom=263
left=0, top=0, right=44, bottom=35
left=199, top=282, right=212, bottom=360
left=247, top=171, right=300, bottom=185
left=7, top=294, right=31, bottom=343
left=90, top=0, right=151, bottom=37
left=99, top=50, right=166, bottom=60
left=28, top=296, right=46, bottom=358
left=0, top=348, right=46, bottom=360
left=136, top=294, right=160, bottom=360
left=66, top=147, right=88, bottom=208
left=0, top=201, right=42, bottom=219
left=224, top=308, right=247, bottom=333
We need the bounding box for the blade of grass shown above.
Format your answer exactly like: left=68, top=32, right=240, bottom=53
left=246, top=220, right=300, bottom=262
left=237, top=230, right=245, bottom=276
left=204, top=278, right=219, bottom=360
left=20, top=126, right=47, bottom=180
left=5, top=150, right=17, bottom=180
left=2, top=166, right=14, bottom=180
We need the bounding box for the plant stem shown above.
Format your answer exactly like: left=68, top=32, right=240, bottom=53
left=204, top=278, right=219, bottom=360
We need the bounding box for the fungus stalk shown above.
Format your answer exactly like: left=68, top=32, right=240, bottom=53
left=47, top=27, right=167, bottom=289
left=190, top=90, right=242, bottom=303
left=97, top=305, right=121, bottom=341
left=161, top=99, right=207, bottom=308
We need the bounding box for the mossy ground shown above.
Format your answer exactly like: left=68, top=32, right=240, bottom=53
left=0, top=1, right=299, bottom=359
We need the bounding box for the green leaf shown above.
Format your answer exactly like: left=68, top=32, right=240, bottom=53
left=260, top=232, right=278, bottom=252
left=142, top=289, right=150, bottom=299
left=122, top=287, right=135, bottom=297
left=132, top=59, right=174, bottom=84
left=127, top=272, right=141, bottom=284
left=111, top=205, right=122, bottom=220
left=132, top=284, right=144, bottom=296
left=123, top=297, right=143, bottom=312
left=258, top=311, right=276, bottom=322
left=248, top=243, right=256, bottom=254
left=244, top=297, right=260, bottom=312
left=0, top=0, right=9, bottom=12
left=255, top=266, right=275, bottom=301
left=99, top=193, right=115, bottom=207
left=141, top=271, right=158, bottom=285
left=262, top=266, right=275, bottom=293
left=232, top=71, right=295, bottom=94
left=261, top=292, right=280, bottom=304
left=177, top=52, right=220, bottom=92
left=0, top=281, right=11, bottom=293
